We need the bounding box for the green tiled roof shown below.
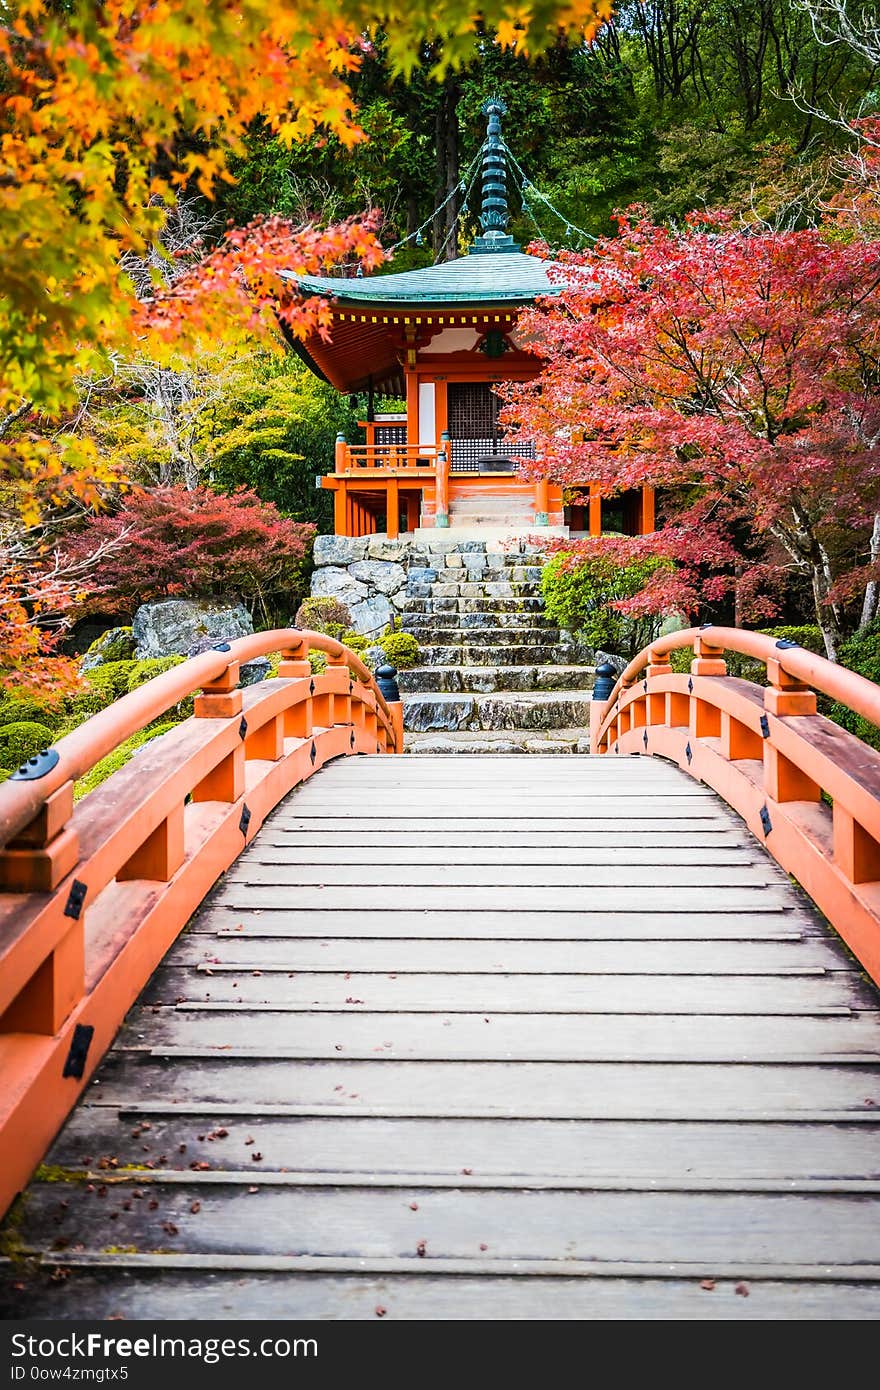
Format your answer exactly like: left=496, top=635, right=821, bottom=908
left=282, top=251, right=562, bottom=306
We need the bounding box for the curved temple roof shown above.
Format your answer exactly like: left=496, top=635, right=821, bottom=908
left=280, top=249, right=563, bottom=308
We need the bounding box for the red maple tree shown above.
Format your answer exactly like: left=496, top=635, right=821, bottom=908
left=503, top=210, right=880, bottom=659
left=62, top=487, right=315, bottom=622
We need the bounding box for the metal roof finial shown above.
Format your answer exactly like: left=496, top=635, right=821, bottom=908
left=471, top=96, right=520, bottom=256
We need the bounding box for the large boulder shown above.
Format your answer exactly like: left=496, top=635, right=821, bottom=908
left=348, top=594, right=393, bottom=636
left=312, top=534, right=369, bottom=567
left=132, top=599, right=253, bottom=660
left=366, top=536, right=406, bottom=562
left=310, top=566, right=369, bottom=608
left=349, top=560, right=407, bottom=595
left=80, top=625, right=135, bottom=672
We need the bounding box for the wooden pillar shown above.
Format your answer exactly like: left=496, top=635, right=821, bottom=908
left=589, top=484, right=602, bottom=537
left=641, top=485, right=655, bottom=534
left=406, top=492, right=420, bottom=532
left=386, top=477, right=400, bottom=539
left=406, top=370, right=419, bottom=447
left=435, top=431, right=450, bottom=528
left=534, top=477, right=550, bottom=526
left=334, top=480, right=348, bottom=536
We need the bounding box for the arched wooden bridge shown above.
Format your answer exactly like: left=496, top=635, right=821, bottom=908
left=1, top=626, right=880, bottom=1320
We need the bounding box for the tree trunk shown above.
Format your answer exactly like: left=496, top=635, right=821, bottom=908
left=859, top=512, right=880, bottom=630
left=432, top=73, right=460, bottom=261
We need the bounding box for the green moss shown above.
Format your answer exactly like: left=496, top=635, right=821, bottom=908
left=33, top=1164, right=87, bottom=1184
left=125, top=655, right=184, bottom=693
left=0, top=721, right=55, bottom=770
left=67, top=660, right=139, bottom=718
left=0, top=1195, right=28, bottom=1266
left=74, top=721, right=179, bottom=800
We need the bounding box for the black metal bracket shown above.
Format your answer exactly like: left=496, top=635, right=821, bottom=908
left=62, top=1024, right=94, bottom=1079
left=760, top=714, right=770, bottom=739
left=350, top=729, right=356, bottom=749
left=643, top=729, right=649, bottom=749
left=760, top=805, right=772, bottom=836
left=239, top=804, right=251, bottom=837
left=687, top=677, right=694, bottom=693
left=310, top=741, right=317, bottom=766
left=64, top=879, right=87, bottom=921
left=238, top=717, right=248, bottom=741
left=309, top=679, right=316, bottom=696
left=775, top=639, right=800, bottom=650
left=212, top=642, right=231, bottom=652
left=10, top=748, right=60, bottom=782
left=685, top=742, right=693, bottom=765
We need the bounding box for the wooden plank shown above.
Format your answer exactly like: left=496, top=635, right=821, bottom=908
left=3, top=1268, right=878, bottom=1320
left=223, top=864, right=785, bottom=889
left=246, top=844, right=758, bottom=866
left=258, top=831, right=746, bottom=847
left=50, top=1112, right=880, bottom=1182
left=119, top=1008, right=880, bottom=1061
left=169, top=935, right=849, bottom=974
left=206, top=885, right=798, bottom=913
left=87, top=1055, right=880, bottom=1118
left=142, top=968, right=876, bottom=1015
left=269, top=817, right=739, bottom=833
left=11, top=1183, right=880, bottom=1265
left=192, top=909, right=820, bottom=940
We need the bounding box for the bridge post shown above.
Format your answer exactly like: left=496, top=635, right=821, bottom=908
left=762, top=660, right=820, bottom=803
left=192, top=660, right=245, bottom=802
left=278, top=639, right=313, bottom=738
left=0, top=779, right=79, bottom=893
left=689, top=636, right=726, bottom=740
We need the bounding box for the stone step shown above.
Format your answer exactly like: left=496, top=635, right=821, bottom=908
left=413, top=580, right=542, bottom=600
left=404, top=619, right=558, bottom=640
left=417, top=643, right=575, bottom=667
left=404, top=728, right=592, bottom=755
left=404, top=596, right=545, bottom=615
left=397, top=666, right=595, bottom=695
left=403, top=690, right=594, bottom=733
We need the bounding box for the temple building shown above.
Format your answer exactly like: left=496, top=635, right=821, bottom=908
left=283, top=99, right=654, bottom=541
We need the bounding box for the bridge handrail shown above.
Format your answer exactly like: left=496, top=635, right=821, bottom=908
left=0, top=626, right=401, bottom=1219
left=600, top=624, right=880, bottom=733
left=591, top=623, right=880, bottom=988
left=0, top=628, right=391, bottom=849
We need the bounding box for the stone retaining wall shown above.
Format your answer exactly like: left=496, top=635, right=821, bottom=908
left=310, top=534, right=547, bottom=637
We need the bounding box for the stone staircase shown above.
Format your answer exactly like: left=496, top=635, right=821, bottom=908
left=397, top=539, right=595, bottom=753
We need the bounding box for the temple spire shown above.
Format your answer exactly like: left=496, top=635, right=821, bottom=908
left=471, top=97, right=520, bottom=255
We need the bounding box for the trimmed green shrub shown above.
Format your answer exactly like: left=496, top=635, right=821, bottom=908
left=125, top=656, right=185, bottom=693
left=295, top=596, right=352, bottom=634
left=379, top=631, right=419, bottom=669
left=0, top=722, right=56, bottom=770
left=829, top=621, right=880, bottom=751
left=341, top=631, right=368, bottom=653
left=75, top=722, right=180, bottom=800
left=540, top=551, right=671, bottom=659
left=0, top=692, right=63, bottom=731
left=308, top=650, right=328, bottom=675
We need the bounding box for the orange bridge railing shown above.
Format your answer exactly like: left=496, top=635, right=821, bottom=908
left=0, top=630, right=402, bottom=1217
left=591, top=625, right=880, bottom=987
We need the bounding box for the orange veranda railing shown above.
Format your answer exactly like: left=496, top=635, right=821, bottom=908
left=0, top=629, right=403, bottom=1218
left=590, top=625, right=880, bottom=986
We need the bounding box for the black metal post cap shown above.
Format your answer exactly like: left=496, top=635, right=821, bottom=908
left=592, top=661, right=618, bottom=702
left=375, top=664, right=400, bottom=702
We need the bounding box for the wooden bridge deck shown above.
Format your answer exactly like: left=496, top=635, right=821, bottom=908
left=3, top=754, right=880, bottom=1319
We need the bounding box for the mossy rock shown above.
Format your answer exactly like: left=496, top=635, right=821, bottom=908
left=81, top=625, right=135, bottom=671
left=0, top=721, right=56, bottom=771
left=75, top=721, right=180, bottom=800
